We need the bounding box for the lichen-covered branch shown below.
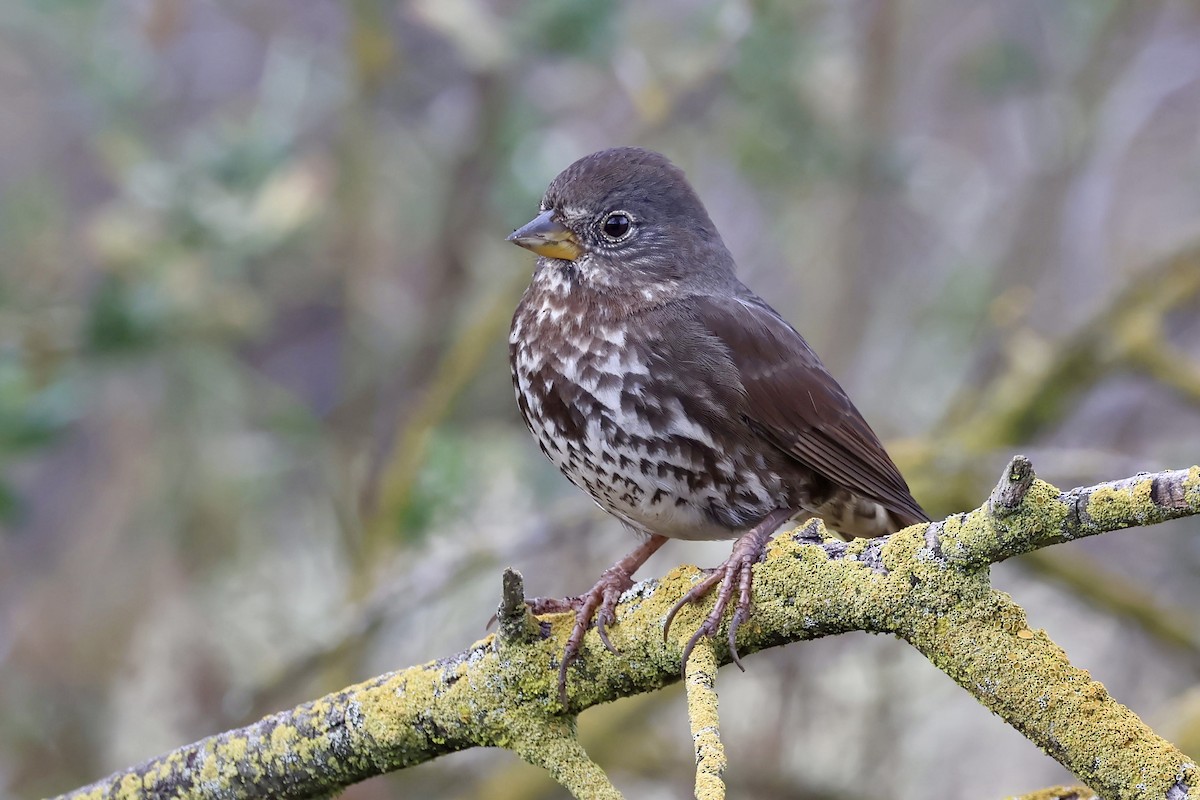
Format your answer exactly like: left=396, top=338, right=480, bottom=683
left=683, top=642, right=726, bottom=800
left=902, top=581, right=1192, bottom=800
left=53, top=461, right=1200, bottom=800
left=508, top=718, right=623, bottom=800
left=942, top=456, right=1200, bottom=569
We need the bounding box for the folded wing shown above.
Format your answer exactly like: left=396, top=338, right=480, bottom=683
left=688, top=293, right=930, bottom=527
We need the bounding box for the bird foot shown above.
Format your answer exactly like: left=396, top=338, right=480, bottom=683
left=527, top=535, right=668, bottom=706
left=525, top=563, right=632, bottom=705
left=663, top=509, right=792, bottom=677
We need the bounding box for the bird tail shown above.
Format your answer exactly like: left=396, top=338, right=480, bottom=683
left=815, top=493, right=926, bottom=539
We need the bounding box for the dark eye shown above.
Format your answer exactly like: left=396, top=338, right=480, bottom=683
left=601, top=212, right=632, bottom=240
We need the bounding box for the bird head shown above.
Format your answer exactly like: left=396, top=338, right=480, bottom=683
left=507, top=147, right=735, bottom=290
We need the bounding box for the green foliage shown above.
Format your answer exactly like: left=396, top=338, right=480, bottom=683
left=400, top=428, right=473, bottom=541
left=84, top=274, right=167, bottom=353
left=518, top=0, right=619, bottom=60
left=961, top=40, right=1041, bottom=96
left=0, top=354, right=78, bottom=523
left=728, top=8, right=843, bottom=184
left=0, top=356, right=75, bottom=450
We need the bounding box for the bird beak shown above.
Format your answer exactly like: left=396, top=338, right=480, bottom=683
left=507, top=210, right=582, bottom=261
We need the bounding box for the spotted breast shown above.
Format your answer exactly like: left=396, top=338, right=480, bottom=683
left=509, top=262, right=786, bottom=541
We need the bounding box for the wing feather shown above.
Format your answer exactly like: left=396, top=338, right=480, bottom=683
left=688, top=293, right=929, bottom=525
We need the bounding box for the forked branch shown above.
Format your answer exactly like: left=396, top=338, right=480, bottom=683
left=53, top=460, right=1200, bottom=800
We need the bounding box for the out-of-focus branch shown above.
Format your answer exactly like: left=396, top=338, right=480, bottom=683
left=1019, top=548, right=1200, bottom=665
left=945, top=244, right=1200, bottom=452
left=906, top=241, right=1200, bottom=534
left=362, top=282, right=523, bottom=553
left=53, top=460, right=1200, bottom=800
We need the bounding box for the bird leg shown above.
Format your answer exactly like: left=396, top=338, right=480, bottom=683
left=663, top=508, right=794, bottom=677
left=526, top=534, right=668, bottom=704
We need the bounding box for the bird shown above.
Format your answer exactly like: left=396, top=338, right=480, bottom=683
left=506, top=147, right=929, bottom=702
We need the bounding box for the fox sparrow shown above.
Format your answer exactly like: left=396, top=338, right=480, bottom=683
left=507, top=147, right=928, bottom=701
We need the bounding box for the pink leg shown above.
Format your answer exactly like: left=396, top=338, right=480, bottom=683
left=527, top=534, right=669, bottom=705
left=663, top=508, right=793, bottom=677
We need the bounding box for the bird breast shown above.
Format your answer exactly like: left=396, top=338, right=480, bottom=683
left=509, top=266, right=784, bottom=540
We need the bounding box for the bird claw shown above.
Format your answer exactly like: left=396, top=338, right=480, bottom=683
left=663, top=511, right=788, bottom=677
left=664, top=557, right=754, bottom=678
left=527, top=562, right=635, bottom=705
left=594, top=606, right=618, bottom=654
left=507, top=536, right=667, bottom=706
left=524, top=595, right=584, bottom=616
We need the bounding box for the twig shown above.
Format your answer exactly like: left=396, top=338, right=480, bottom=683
left=685, top=642, right=726, bottom=800
left=510, top=719, right=625, bottom=800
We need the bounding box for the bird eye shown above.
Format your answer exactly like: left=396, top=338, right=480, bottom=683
left=601, top=212, right=632, bottom=241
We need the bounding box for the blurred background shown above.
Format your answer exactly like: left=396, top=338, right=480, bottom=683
left=3, top=1, right=1200, bottom=798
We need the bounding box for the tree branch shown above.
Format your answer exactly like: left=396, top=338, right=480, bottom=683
left=54, top=461, right=1200, bottom=800
left=945, top=456, right=1200, bottom=569
left=684, top=642, right=726, bottom=800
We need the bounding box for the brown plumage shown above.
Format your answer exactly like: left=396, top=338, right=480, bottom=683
left=507, top=147, right=928, bottom=702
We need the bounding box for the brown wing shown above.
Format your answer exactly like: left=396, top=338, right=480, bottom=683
left=687, top=292, right=930, bottom=526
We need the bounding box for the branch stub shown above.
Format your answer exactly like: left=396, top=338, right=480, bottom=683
left=989, top=455, right=1036, bottom=518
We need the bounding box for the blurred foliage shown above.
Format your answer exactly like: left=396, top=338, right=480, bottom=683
left=2, top=1, right=1200, bottom=799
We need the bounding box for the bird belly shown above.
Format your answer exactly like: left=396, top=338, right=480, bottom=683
left=512, top=326, right=780, bottom=541
left=542, top=416, right=757, bottom=542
